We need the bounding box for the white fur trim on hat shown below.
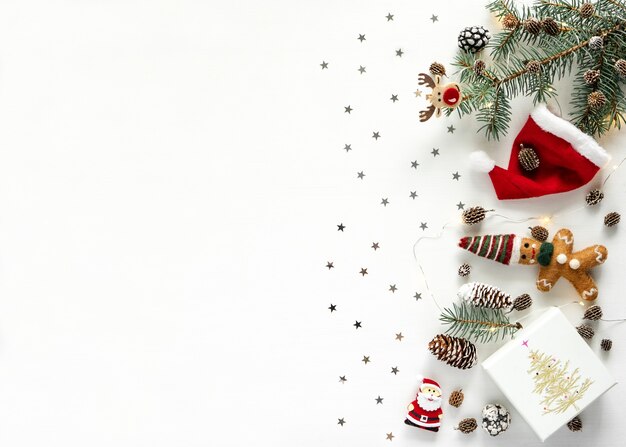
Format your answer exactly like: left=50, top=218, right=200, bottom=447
left=510, top=233, right=522, bottom=264
left=469, top=150, right=496, bottom=172
left=530, top=104, right=610, bottom=168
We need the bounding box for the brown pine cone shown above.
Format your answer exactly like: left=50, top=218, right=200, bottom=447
left=523, top=18, right=541, bottom=34
left=458, top=263, right=471, bottom=277
left=583, top=305, right=603, bottom=321
left=518, top=145, right=540, bottom=171
left=456, top=418, right=477, bottom=434
left=529, top=225, right=548, bottom=242
left=604, top=211, right=621, bottom=227
left=615, top=59, right=626, bottom=77
left=541, top=18, right=560, bottom=36
left=577, top=324, right=595, bottom=339
left=583, top=69, right=601, bottom=85
left=512, top=293, right=533, bottom=311
left=473, top=60, right=486, bottom=76
left=579, top=3, right=595, bottom=18
left=429, top=62, right=446, bottom=77
left=502, top=14, right=519, bottom=30
left=601, top=338, right=613, bottom=351
left=585, top=188, right=604, bottom=206
left=567, top=416, right=582, bottom=432
left=428, top=334, right=477, bottom=370
left=462, top=206, right=488, bottom=225
left=449, top=389, right=464, bottom=407
left=588, top=91, right=607, bottom=110
left=526, top=60, right=541, bottom=74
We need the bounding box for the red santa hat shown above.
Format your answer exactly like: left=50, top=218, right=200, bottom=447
left=470, top=104, right=610, bottom=200
left=418, top=377, right=441, bottom=394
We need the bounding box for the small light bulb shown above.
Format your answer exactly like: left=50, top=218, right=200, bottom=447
left=490, top=327, right=496, bottom=332
left=579, top=301, right=585, bottom=306
left=614, top=165, right=619, bottom=170
left=542, top=216, right=551, bottom=225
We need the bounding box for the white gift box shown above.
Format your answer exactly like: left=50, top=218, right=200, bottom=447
left=482, top=307, right=617, bottom=441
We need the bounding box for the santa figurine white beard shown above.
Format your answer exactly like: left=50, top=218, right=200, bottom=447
left=417, top=391, right=442, bottom=412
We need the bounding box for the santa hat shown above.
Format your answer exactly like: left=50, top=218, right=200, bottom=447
left=418, top=377, right=441, bottom=393
left=471, top=104, right=610, bottom=200
left=458, top=234, right=519, bottom=265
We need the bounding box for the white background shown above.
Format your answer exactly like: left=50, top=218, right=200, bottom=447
left=0, top=0, right=624, bottom=446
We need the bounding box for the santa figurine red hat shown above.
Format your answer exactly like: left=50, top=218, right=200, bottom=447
left=405, top=376, right=444, bottom=432
left=471, top=104, right=610, bottom=200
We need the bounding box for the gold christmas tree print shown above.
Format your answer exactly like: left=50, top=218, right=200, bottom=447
left=527, top=349, right=593, bottom=415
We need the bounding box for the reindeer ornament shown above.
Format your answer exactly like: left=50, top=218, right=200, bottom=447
left=418, top=73, right=462, bottom=122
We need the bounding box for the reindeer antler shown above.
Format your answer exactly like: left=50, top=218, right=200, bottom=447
left=417, top=73, right=435, bottom=88
left=419, top=105, right=436, bottom=122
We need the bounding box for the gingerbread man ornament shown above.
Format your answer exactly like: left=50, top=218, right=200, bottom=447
left=531, top=228, right=607, bottom=300
left=458, top=228, right=608, bottom=300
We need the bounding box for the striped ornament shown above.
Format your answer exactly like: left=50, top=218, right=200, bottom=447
left=458, top=234, right=517, bottom=265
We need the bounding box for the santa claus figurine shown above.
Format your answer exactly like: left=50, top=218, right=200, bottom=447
left=404, top=376, right=443, bottom=432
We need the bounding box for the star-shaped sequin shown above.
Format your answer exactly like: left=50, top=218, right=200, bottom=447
left=337, top=223, right=346, bottom=231
left=339, top=375, right=347, bottom=383
left=447, top=125, right=456, bottom=133
left=372, top=242, right=380, bottom=250
left=389, top=284, right=397, bottom=293
left=358, top=65, right=366, bottom=74
left=456, top=201, right=465, bottom=210
left=395, top=332, right=404, bottom=341
left=395, top=48, right=403, bottom=57
left=419, top=222, right=428, bottom=230
left=353, top=321, right=362, bottom=329
left=452, top=172, right=461, bottom=180
left=320, top=61, right=329, bottom=69
left=343, top=144, right=352, bottom=152
left=344, top=105, right=353, bottom=114
left=391, top=366, right=399, bottom=375
left=362, top=356, right=371, bottom=364
left=411, top=160, right=419, bottom=169
left=329, top=304, right=337, bottom=312
left=409, top=191, right=417, bottom=199
left=338, top=418, right=346, bottom=426
left=357, top=171, right=365, bottom=179
left=390, top=94, right=398, bottom=102
left=359, top=268, right=368, bottom=276
left=358, top=34, right=366, bottom=42
left=381, top=198, right=389, bottom=206
left=414, top=89, right=422, bottom=97
left=386, top=432, right=394, bottom=441
left=430, top=14, right=439, bottom=23
left=326, top=261, right=334, bottom=269
left=431, top=148, right=440, bottom=156
left=414, top=292, right=422, bottom=301
left=376, top=396, right=384, bottom=404
left=372, top=131, right=381, bottom=140
left=386, top=13, right=394, bottom=21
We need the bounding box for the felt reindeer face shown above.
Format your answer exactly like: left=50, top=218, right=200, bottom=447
left=518, top=237, right=539, bottom=265
left=418, top=73, right=462, bottom=122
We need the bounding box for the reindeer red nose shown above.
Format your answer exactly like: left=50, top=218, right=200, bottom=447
left=443, top=87, right=460, bottom=106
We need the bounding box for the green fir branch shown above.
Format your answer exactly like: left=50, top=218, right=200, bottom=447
left=439, top=301, right=522, bottom=343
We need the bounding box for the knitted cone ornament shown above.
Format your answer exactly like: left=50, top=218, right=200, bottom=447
left=470, top=104, right=610, bottom=200
left=459, top=228, right=608, bottom=300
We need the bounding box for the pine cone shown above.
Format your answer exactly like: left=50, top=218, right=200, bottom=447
left=541, top=18, right=560, bottom=36
left=456, top=418, right=477, bottom=434
left=577, top=324, right=595, bottom=339
left=589, top=36, right=603, bottom=50
left=502, top=14, right=519, bottom=30
left=579, top=3, right=595, bottom=18
left=615, top=59, right=626, bottom=77
left=583, top=305, right=603, bottom=321
left=473, top=60, right=486, bottom=76
left=588, top=91, right=607, bottom=110
left=567, top=416, right=582, bottom=432
left=604, top=211, right=621, bottom=227
left=458, top=282, right=512, bottom=309
left=512, top=293, right=533, bottom=311
left=583, top=69, right=601, bottom=85
left=458, top=26, right=491, bottom=53
left=585, top=188, right=604, bottom=206
left=529, top=225, right=548, bottom=242
left=429, top=62, right=446, bottom=77
left=449, top=389, right=464, bottom=407
left=458, top=263, right=471, bottom=277
left=523, top=18, right=541, bottom=34
left=526, top=60, right=541, bottom=74
left=601, top=338, right=613, bottom=351
left=518, top=145, right=540, bottom=171
left=428, top=334, right=477, bottom=370
left=462, top=206, right=488, bottom=225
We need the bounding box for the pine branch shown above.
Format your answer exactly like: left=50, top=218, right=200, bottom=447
left=440, top=301, right=522, bottom=343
